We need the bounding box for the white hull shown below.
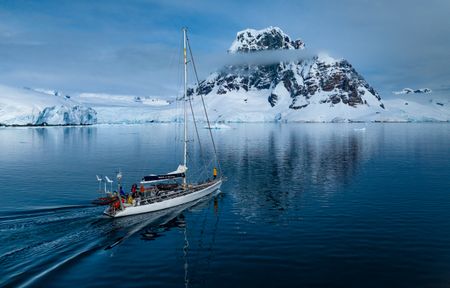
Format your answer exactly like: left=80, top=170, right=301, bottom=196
left=105, top=180, right=222, bottom=218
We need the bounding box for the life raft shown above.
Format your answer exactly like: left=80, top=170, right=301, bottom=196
left=91, top=196, right=117, bottom=206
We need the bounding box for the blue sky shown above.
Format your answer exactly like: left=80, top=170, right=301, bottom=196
left=0, top=0, right=449, bottom=99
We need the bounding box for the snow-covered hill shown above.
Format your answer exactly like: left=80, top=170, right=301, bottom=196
left=379, top=97, right=450, bottom=122
left=78, top=93, right=174, bottom=124
left=0, top=85, right=177, bottom=125
left=0, top=85, right=96, bottom=125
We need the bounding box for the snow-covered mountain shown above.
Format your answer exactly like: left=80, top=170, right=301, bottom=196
left=228, top=27, right=305, bottom=53
left=1, top=27, right=449, bottom=125
left=188, top=27, right=386, bottom=122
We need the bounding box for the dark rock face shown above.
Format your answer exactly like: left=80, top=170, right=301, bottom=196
left=268, top=93, right=278, bottom=107
left=414, top=88, right=431, bottom=93
left=193, top=27, right=384, bottom=110
left=395, top=88, right=432, bottom=95
left=308, top=59, right=382, bottom=107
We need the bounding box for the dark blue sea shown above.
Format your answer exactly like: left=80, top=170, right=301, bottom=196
left=1, top=123, right=449, bottom=287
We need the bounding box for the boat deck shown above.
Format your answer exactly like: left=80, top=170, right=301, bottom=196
left=104, top=180, right=220, bottom=216
left=137, top=180, right=218, bottom=206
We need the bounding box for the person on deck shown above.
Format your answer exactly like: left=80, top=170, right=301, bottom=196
left=139, top=184, right=145, bottom=197
left=213, top=167, right=217, bottom=179
left=119, top=186, right=125, bottom=197
left=131, top=184, right=137, bottom=198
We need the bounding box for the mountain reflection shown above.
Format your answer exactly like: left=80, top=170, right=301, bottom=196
left=217, top=124, right=378, bottom=220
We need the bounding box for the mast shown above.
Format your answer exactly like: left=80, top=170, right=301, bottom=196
left=183, top=27, right=188, bottom=186
left=117, top=171, right=124, bottom=210
left=186, top=34, right=222, bottom=180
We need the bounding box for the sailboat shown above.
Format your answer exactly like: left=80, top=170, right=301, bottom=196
left=99, top=28, right=223, bottom=218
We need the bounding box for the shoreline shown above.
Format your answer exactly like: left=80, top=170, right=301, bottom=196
left=1, top=121, right=449, bottom=128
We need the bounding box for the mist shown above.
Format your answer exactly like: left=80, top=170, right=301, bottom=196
left=218, top=49, right=317, bottom=67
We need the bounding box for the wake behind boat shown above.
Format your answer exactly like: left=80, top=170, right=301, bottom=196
left=93, top=28, right=223, bottom=218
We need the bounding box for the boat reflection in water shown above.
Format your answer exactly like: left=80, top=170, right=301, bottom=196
left=105, top=190, right=222, bottom=288
left=104, top=189, right=222, bottom=250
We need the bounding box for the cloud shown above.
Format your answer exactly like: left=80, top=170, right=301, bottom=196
left=221, top=49, right=316, bottom=67
left=0, top=0, right=449, bottom=100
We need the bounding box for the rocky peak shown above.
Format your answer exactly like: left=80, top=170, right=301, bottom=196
left=228, top=26, right=304, bottom=53
left=192, top=27, right=384, bottom=114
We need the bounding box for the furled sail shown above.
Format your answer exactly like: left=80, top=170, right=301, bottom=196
left=141, top=165, right=187, bottom=184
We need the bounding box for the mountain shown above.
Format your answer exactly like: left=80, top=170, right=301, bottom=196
left=189, top=27, right=385, bottom=122
left=1, top=27, right=448, bottom=125
left=228, top=27, right=305, bottom=53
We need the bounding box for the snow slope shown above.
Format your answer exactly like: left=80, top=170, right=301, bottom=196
left=1, top=83, right=448, bottom=125
left=188, top=89, right=450, bottom=123
left=378, top=98, right=450, bottom=122
left=0, top=86, right=174, bottom=125
left=0, top=85, right=96, bottom=125
left=73, top=92, right=172, bottom=124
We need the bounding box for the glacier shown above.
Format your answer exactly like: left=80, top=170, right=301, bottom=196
left=0, top=85, right=96, bottom=126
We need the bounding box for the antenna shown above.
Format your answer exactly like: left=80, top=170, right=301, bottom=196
left=96, top=175, right=102, bottom=192
left=115, top=170, right=125, bottom=211
left=105, top=176, right=113, bottom=193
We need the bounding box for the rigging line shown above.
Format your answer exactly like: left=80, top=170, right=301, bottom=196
left=186, top=33, right=223, bottom=178
left=188, top=95, right=207, bottom=170
left=191, top=155, right=214, bottom=183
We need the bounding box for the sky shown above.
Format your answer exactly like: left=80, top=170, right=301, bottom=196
left=0, top=0, right=449, bottom=99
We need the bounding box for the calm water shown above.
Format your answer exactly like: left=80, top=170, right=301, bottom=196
left=0, top=123, right=449, bottom=287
